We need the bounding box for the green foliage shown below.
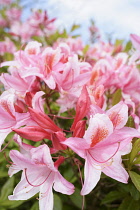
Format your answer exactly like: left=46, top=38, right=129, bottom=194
left=112, top=89, right=122, bottom=105
left=115, top=39, right=124, bottom=47
left=129, top=171, right=140, bottom=192
left=125, top=116, right=135, bottom=128
left=101, top=191, right=125, bottom=205
left=69, top=188, right=84, bottom=209
left=129, top=138, right=140, bottom=164
left=53, top=194, right=62, bottom=210
left=118, top=196, right=140, bottom=210
left=0, top=177, right=24, bottom=209
left=70, top=24, right=81, bottom=32
left=124, top=41, right=132, bottom=52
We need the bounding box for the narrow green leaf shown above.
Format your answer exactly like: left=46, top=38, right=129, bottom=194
left=83, top=45, right=89, bottom=54
left=130, top=139, right=140, bottom=164
left=70, top=24, right=80, bottom=32
left=0, top=177, right=14, bottom=200
left=129, top=183, right=140, bottom=200
left=112, top=89, right=122, bottom=106
left=0, top=171, right=8, bottom=178
left=129, top=171, right=140, bottom=192
left=118, top=196, right=139, bottom=210
left=0, top=199, right=24, bottom=208
left=115, top=39, right=123, bottom=46
left=125, top=116, right=135, bottom=128
left=124, top=41, right=132, bottom=52
left=30, top=201, right=39, bottom=210
left=53, top=194, right=62, bottom=210
left=69, top=188, right=83, bottom=209
left=133, top=155, right=140, bottom=165
left=101, top=191, right=125, bottom=205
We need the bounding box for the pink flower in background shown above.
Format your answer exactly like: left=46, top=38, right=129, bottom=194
left=0, top=38, right=16, bottom=55
left=0, top=0, right=11, bottom=5
left=6, top=8, right=22, bottom=21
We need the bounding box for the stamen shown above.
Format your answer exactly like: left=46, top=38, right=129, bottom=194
left=88, top=142, right=120, bottom=164
left=0, top=138, right=13, bottom=152
left=25, top=168, right=52, bottom=187
left=74, top=159, right=85, bottom=210
left=3, top=152, right=13, bottom=164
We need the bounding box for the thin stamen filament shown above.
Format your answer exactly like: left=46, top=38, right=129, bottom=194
left=88, top=142, right=120, bottom=164
left=25, top=168, right=52, bottom=187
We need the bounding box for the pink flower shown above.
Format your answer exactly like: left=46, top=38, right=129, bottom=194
left=63, top=112, right=140, bottom=195
left=8, top=145, right=74, bottom=210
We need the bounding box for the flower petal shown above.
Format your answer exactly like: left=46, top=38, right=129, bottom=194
left=39, top=187, right=53, bottom=210
left=62, top=137, right=89, bottom=158
left=81, top=153, right=101, bottom=195
left=102, top=153, right=129, bottom=183
left=106, top=102, right=128, bottom=129
left=53, top=172, right=75, bottom=195
left=84, top=114, right=113, bottom=146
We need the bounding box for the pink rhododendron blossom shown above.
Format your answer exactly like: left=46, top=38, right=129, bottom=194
left=9, top=145, right=74, bottom=210
left=0, top=90, right=30, bottom=148
left=0, top=38, right=16, bottom=55
left=63, top=112, right=140, bottom=195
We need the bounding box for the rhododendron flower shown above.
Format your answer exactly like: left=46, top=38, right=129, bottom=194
left=63, top=113, right=140, bottom=195
left=9, top=145, right=74, bottom=210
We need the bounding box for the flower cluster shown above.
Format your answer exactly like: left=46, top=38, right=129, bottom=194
left=1, top=1, right=140, bottom=210
left=1, top=30, right=140, bottom=209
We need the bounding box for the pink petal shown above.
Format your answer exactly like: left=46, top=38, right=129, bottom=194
left=84, top=114, right=113, bottom=146
left=102, top=153, right=129, bottom=183
left=130, top=34, right=140, bottom=50
left=32, top=91, right=45, bottom=112
left=71, top=85, right=90, bottom=131
left=29, top=108, right=61, bottom=132
left=9, top=173, right=40, bottom=200
left=62, top=137, right=89, bottom=158
left=39, top=187, right=53, bottom=210
left=13, top=126, right=51, bottom=142
left=81, top=154, right=101, bottom=195
left=9, top=150, right=35, bottom=169
left=30, top=145, right=56, bottom=171
left=53, top=172, right=75, bottom=195
left=106, top=102, right=128, bottom=129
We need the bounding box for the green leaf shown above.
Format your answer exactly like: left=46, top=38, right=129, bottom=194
left=32, top=36, right=44, bottom=44
left=129, top=183, right=140, bottom=200
left=83, top=45, right=89, bottom=54
left=0, top=200, right=24, bottom=208
left=118, top=196, right=139, bottom=210
left=112, top=89, right=122, bottom=106
left=125, top=116, right=135, bottom=128
left=0, top=171, right=8, bottom=178
left=30, top=201, right=39, bottom=210
left=133, top=156, right=140, bottom=165
left=69, top=188, right=83, bottom=209
left=70, top=24, right=80, bottom=32
left=129, top=171, right=140, bottom=192
left=101, top=191, right=125, bottom=205
left=0, top=177, right=14, bottom=200
left=115, top=39, right=123, bottom=46
left=53, top=194, right=62, bottom=210
left=124, top=41, right=132, bottom=52
left=63, top=167, right=74, bottom=182
left=130, top=139, right=140, bottom=164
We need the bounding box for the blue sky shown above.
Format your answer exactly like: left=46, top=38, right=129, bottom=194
left=21, top=0, right=140, bottom=42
